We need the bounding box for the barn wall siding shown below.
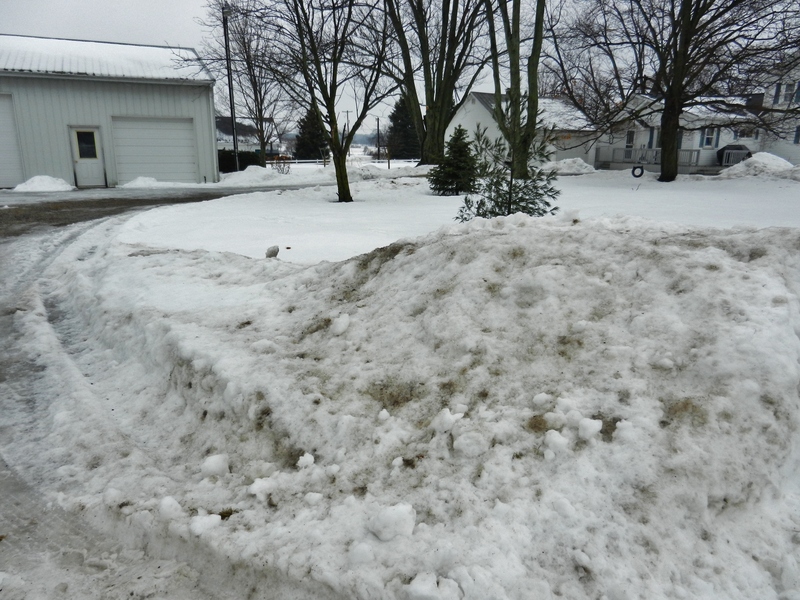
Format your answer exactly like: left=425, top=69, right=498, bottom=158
left=0, top=75, right=217, bottom=186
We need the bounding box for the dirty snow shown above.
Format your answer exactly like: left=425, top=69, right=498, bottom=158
left=2, top=164, right=800, bottom=600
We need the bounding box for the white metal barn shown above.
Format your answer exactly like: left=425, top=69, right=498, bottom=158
left=0, top=34, right=218, bottom=188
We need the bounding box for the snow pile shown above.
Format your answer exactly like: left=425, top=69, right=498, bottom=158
left=542, top=157, right=595, bottom=175
left=13, top=175, right=75, bottom=192
left=9, top=205, right=800, bottom=599
left=719, top=152, right=794, bottom=178
left=120, top=176, right=193, bottom=188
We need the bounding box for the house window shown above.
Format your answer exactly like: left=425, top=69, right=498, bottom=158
left=795, top=82, right=800, bottom=104
left=774, top=83, right=782, bottom=105
left=794, top=125, right=800, bottom=145
left=700, top=127, right=716, bottom=148
left=76, top=131, right=98, bottom=159
left=784, top=84, right=794, bottom=104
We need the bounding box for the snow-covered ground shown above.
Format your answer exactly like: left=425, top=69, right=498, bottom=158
left=3, top=156, right=800, bottom=599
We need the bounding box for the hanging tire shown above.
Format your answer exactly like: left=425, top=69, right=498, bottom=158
left=631, top=165, right=644, bottom=178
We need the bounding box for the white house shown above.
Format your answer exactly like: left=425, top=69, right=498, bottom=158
left=761, top=75, right=800, bottom=165
left=446, top=92, right=597, bottom=165
left=0, top=34, right=218, bottom=188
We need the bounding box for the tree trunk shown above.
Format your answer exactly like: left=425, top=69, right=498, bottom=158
left=332, top=150, right=353, bottom=202
left=421, top=108, right=446, bottom=164
left=658, top=96, right=682, bottom=182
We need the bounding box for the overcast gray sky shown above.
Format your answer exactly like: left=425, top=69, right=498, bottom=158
left=0, top=0, right=211, bottom=49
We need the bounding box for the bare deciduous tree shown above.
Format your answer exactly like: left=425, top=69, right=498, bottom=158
left=201, top=0, right=295, bottom=163
left=482, top=0, right=549, bottom=177
left=259, top=0, right=397, bottom=202
left=547, top=0, right=800, bottom=182
left=383, top=0, right=490, bottom=164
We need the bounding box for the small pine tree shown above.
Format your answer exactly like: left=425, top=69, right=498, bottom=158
left=294, top=108, right=328, bottom=160
left=428, top=126, right=478, bottom=195
left=386, top=97, right=420, bottom=160
left=455, top=126, right=559, bottom=222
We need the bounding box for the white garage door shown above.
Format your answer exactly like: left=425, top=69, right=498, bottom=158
left=112, top=117, right=198, bottom=184
left=0, top=95, right=24, bottom=188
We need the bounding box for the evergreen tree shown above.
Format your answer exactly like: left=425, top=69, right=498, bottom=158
left=294, top=109, right=328, bottom=160
left=428, top=126, right=477, bottom=196
left=386, top=98, right=420, bottom=160
left=455, top=126, right=559, bottom=222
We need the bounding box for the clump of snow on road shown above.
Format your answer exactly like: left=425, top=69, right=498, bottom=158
left=719, top=152, right=794, bottom=178
left=7, top=170, right=800, bottom=599
left=13, top=175, right=75, bottom=192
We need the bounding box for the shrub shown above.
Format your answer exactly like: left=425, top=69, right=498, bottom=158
left=428, top=126, right=478, bottom=195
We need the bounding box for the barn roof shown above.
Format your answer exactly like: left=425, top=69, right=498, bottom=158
left=0, top=34, right=213, bottom=84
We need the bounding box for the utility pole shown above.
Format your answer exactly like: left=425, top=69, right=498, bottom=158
left=376, top=117, right=380, bottom=161
left=222, top=2, right=239, bottom=171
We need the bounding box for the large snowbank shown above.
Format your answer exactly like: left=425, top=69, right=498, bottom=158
left=719, top=152, right=795, bottom=179
left=6, top=171, right=800, bottom=598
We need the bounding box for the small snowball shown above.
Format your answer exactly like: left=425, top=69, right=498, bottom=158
left=378, top=409, right=391, bottom=421
left=201, top=454, right=229, bottom=478
left=654, top=357, right=675, bottom=370
left=248, top=477, right=276, bottom=502
left=430, top=408, right=464, bottom=434
left=331, top=313, right=350, bottom=336
left=392, top=456, right=404, bottom=467
left=158, top=496, right=185, bottom=521
left=544, top=449, right=556, bottom=461
left=265, top=245, right=280, bottom=258
left=304, top=492, right=323, bottom=505
left=326, top=464, right=340, bottom=476
left=189, top=514, right=221, bottom=536
left=545, top=430, right=570, bottom=454
left=578, top=418, right=603, bottom=440
left=453, top=431, right=490, bottom=457
left=368, top=503, right=416, bottom=541
left=297, top=452, right=315, bottom=468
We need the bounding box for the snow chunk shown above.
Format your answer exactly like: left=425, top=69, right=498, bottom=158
left=304, top=492, right=323, bottom=505
left=13, top=175, right=74, bottom=192
left=452, top=431, right=490, bottom=457
left=578, top=418, right=603, bottom=440
left=331, top=313, right=350, bottom=336
left=297, top=452, right=315, bottom=468
left=265, top=245, right=279, bottom=258
left=533, top=393, right=553, bottom=407
left=430, top=408, right=464, bottom=434
left=368, top=503, right=416, bottom=541
left=545, top=430, right=571, bottom=454
left=405, top=572, right=440, bottom=600
left=158, top=496, right=185, bottom=521
left=200, top=454, right=229, bottom=477
left=190, top=514, right=222, bottom=536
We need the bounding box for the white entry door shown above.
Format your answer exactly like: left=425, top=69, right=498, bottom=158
left=70, top=127, right=107, bottom=187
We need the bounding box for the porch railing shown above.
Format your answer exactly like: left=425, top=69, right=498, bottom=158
left=596, top=147, right=700, bottom=166
left=721, top=149, right=750, bottom=166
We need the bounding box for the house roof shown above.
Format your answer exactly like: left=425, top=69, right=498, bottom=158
left=0, top=34, right=214, bottom=84
left=470, top=91, right=595, bottom=131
